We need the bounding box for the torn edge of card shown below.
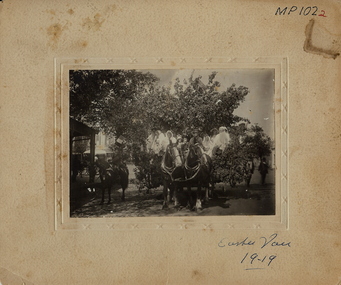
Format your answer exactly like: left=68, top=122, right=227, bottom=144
left=53, top=57, right=289, bottom=231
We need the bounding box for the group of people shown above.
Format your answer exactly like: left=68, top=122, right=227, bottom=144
left=146, top=126, right=231, bottom=159
left=70, top=126, right=270, bottom=185
left=146, top=126, right=270, bottom=185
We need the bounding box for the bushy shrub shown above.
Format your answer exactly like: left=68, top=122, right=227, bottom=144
left=212, top=141, right=251, bottom=187
left=131, top=145, right=163, bottom=191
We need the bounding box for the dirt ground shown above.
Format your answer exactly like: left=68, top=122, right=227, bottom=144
left=70, top=179, right=275, bottom=218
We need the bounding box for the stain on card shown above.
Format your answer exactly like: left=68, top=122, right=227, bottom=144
left=67, top=8, right=74, bottom=15
left=82, top=13, right=105, bottom=31
left=47, top=23, right=62, bottom=42
left=304, top=19, right=340, bottom=59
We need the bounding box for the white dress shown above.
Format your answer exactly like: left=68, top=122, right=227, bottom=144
left=212, top=131, right=230, bottom=152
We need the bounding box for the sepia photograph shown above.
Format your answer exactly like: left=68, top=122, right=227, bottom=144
left=69, top=68, right=276, bottom=218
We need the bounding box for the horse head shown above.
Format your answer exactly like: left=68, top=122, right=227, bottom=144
left=186, top=144, right=203, bottom=168
left=163, top=145, right=182, bottom=168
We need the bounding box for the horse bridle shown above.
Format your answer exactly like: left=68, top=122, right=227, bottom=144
left=189, top=144, right=201, bottom=161
left=161, top=145, right=180, bottom=177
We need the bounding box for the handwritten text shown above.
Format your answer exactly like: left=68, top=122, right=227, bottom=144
left=275, top=6, right=327, bottom=17
left=218, top=233, right=291, bottom=249
left=218, top=233, right=291, bottom=270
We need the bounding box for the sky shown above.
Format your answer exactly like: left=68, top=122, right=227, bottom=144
left=141, top=68, right=275, bottom=139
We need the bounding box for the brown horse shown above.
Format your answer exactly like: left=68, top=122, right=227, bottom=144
left=161, top=143, right=213, bottom=211
left=161, top=144, right=184, bottom=209
left=100, top=165, right=129, bottom=205
left=182, top=144, right=213, bottom=211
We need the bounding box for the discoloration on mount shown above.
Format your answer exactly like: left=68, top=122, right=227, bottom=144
left=47, top=23, right=63, bottom=44
left=304, top=19, right=340, bottom=59
left=67, top=9, right=74, bottom=15
left=82, top=13, right=105, bottom=31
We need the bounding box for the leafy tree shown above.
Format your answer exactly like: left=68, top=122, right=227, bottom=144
left=212, top=142, right=250, bottom=187
left=241, top=124, right=272, bottom=159
left=131, top=146, right=163, bottom=191
left=139, top=72, right=250, bottom=137
left=69, top=69, right=159, bottom=143
left=211, top=123, right=272, bottom=187
left=70, top=69, right=255, bottom=189
left=70, top=70, right=250, bottom=143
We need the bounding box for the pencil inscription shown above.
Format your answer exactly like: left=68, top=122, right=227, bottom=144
left=218, top=233, right=291, bottom=249
left=218, top=233, right=291, bottom=270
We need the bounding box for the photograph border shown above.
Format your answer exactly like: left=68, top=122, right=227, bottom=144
left=54, top=57, right=288, bottom=231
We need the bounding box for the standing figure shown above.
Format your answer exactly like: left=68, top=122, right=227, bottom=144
left=71, top=155, right=81, bottom=183
left=146, top=129, right=156, bottom=151
left=165, top=130, right=175, bottom=146
left=214, top=126, right=230, bottom=150
left=156, top=131, right=166, bottom=156
left=189, top=128, right=203, bottom=147
left=146, top=129, right=161, bottom=154
left=258, top=157, right=269, bottom=185
left=210, top=128, right=219, bottom=144
left=188, top=128, right=205, bottom=159
left=202, top=134, right=214, bottom=157
left=211, top=126, right=230, bottom=156
left=180, top=136, right=189, bottom=162
left=245, top=158, right=255, bottom=186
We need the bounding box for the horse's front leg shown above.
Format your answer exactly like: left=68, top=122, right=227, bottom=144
left=100, top=184, right=105, bottom=205
left=186, top=186, right=193, bottom=209
left=172, top=183, right=180, bottom=208
left=162, top=179, right=169, bottom=209
left=121, top=187, right=126, bottom=202
left=210, top=180, right=215, bottom=197
left=107, top=185, right=112, bottom=204
left=203, top=186, right=209, bottom=205
left=168, top=183, right=174, bottom=203
left=203, top=180, right=212, bottom=205
left=195, top=183, right=203, bottom=211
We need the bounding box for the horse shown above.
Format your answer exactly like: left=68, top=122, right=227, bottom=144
left=161, top=144, right=184, bottom=209
left=100, top=164, right=129, bottom=205
left=182, top=144, right=213, bottom=211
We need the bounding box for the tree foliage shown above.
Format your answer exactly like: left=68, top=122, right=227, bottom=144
left=70, top=69, right=159, bottom=144
left=70, top=70, right=250, bottom=143
left=212, top=124, right=272, bottom=187
left=70, top=69, right=272, bottom=188
left=140, top=73, right=250, bottom=137
left=241, top=125, right=272, bottom=159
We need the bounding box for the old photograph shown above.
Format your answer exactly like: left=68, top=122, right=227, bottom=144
left=69, top=68, right=275, bottom=218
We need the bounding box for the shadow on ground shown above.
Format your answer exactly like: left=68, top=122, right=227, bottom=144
left=70, top=182, right=275, bottom=218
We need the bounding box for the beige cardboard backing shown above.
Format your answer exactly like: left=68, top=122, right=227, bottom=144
left=0, top=0, right=340, bottom=284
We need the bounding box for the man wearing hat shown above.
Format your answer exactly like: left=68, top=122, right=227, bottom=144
left=188, top=128, right=203, bottom=147
left=188, top=128, right=206, bottom=159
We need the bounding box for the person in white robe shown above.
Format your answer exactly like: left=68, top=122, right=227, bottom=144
left=146, top=130, right=164, bottom=155
left=212, top=126, right=230, bottom=152
left=202, top=134, right=213, bottom=157
left=161, top=130, right=178, bottom=152
left=146, top=131, right=156, bottom=152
